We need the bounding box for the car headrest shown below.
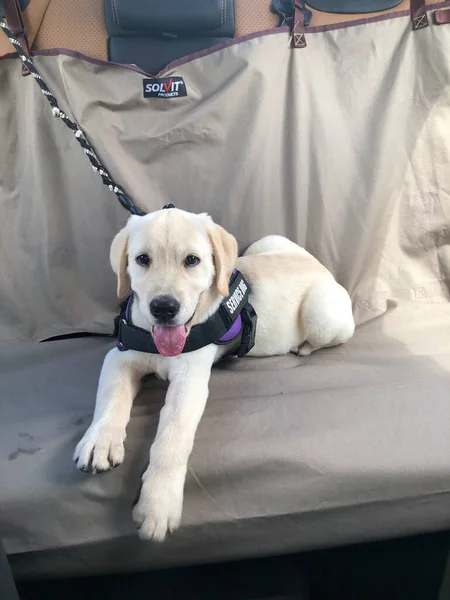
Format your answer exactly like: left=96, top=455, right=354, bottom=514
left=306, top=0, right=402, bottom=14
left=106, top=0, right=230, bottom=35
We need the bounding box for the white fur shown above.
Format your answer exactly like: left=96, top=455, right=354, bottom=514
left=74, top=212, right=355, bottom=542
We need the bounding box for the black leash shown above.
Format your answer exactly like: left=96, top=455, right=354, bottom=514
left=0, top=19, right=145, bottom=216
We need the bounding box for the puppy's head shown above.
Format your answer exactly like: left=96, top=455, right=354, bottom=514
left=110, top=208, right=238, bottom=357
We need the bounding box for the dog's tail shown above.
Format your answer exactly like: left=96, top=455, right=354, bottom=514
left=243, top=235, right=306, bottom=257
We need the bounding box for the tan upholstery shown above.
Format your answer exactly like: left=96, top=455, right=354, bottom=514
left=308, top=1, right=411, bottom=28
left=0, top=0, right=50, bottom=57
left=235, top=0, right=278, bottom=37
left=308, top=0, right=443, bottom=28
left=34, top=0, right=107, bottom=59
left=235, top=0, right=446, bottom=37
left=2, top=0, right=447, bottom=60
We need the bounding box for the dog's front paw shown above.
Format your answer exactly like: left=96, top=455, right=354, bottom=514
left=73, top=423, right=125, bottom=474
left=133, top=470, right=184, bottom=542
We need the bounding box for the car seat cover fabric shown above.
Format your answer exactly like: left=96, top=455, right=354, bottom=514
left=1, top=16, right=449, bottom=341
left=2, top=303, right=450, bottom=578
left=1, top=4, right=450, bottom=579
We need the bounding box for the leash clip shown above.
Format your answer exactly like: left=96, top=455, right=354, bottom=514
left=20, top=27, right=30, bottom=76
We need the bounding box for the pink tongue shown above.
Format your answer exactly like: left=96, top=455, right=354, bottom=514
left=153, top=325, right=187, bottom=357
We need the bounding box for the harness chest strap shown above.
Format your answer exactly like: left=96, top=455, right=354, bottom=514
left=114, top=270, right=257, bottom=357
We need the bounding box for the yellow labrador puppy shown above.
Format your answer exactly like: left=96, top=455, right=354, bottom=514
left=74, top=208, right=354, bottom=541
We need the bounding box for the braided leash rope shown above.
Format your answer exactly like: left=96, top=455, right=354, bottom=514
left=0, top=20, right=145, bottom=216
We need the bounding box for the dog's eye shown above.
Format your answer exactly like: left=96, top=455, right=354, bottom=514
left=136, top=254, right=151, bottom=267
left=184, top=255, right=200, bottom=267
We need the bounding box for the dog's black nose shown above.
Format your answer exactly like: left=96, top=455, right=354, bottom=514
left=150, top=296, right=180, bottom=322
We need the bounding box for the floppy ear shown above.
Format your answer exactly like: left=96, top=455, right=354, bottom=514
left=208, top=224, right=238, bottom=297
left=110, top=226, right=130, bottom=298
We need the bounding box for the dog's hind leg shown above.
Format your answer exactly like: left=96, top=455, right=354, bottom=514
left=298, top=279, right=355, bottom=356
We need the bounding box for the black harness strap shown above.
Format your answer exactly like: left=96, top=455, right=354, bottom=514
left=115, top=270, right=257, bottom=357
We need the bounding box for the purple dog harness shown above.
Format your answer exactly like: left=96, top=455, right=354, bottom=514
left=114, top=269, right=257, bottom=358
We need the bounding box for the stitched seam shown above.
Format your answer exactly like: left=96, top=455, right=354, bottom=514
left=221, top=0, right=224, bottom=26
left=111, top=0, right=120, bottom=27
left=224, top=0, right=227, bottom=24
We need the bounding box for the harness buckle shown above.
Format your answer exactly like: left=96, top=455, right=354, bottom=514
left=237, top=303, right=257, bottom=358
